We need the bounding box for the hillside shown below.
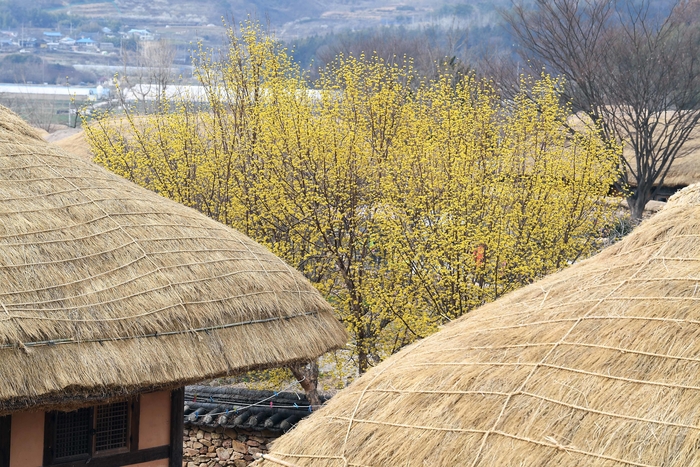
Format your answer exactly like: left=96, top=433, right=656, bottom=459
left=3, top=0, right=509, bottom=39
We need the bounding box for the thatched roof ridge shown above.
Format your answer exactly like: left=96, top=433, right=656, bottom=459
left=569, top=111, right=700, bottom=188
left=623, top=125, right=700, bottom=188
left=0, top=106, right=346, bottom=413
left=47, top=128, right=93, bottom=163
left=258, top=184, right=700, bottom=467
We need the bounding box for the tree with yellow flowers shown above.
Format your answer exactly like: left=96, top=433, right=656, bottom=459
left=85, top=21, right=620, bottom=376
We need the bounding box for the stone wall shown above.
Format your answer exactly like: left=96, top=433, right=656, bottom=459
left=183, top=425, right=277, bottom=467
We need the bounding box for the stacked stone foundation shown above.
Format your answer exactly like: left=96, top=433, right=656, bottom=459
left=183, top=425, right=276, bottom=467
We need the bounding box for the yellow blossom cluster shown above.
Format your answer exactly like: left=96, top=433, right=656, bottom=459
left=85, top=21, right=620, bottom=375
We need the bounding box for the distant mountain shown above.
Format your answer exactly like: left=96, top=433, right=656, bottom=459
left=1, top=0, right=511, bottom=39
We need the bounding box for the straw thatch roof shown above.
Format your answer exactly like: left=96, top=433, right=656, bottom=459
left=257, top=184, right=700, bottom=467
left=44, top=127, right=94, bottom=163
left=623, top=124, right=700, bottom=188
left=569, top=112, right=700, bottom=189
left=0, top=105, right=346, bottom=414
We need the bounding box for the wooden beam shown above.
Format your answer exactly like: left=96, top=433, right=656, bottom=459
left=169, top=387, right=184, bottom=467
left=48, top=445, right=169, bottom=467
left=130, top=396, right=140, bottom=452
left=43, top=411, right=55, bottom=467
left=0, top=415, right=9, bottom=467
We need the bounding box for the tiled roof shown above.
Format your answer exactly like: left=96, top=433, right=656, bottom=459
left=184, top=385, right=328, bottom=432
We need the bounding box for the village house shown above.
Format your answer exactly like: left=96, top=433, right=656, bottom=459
left=0, top=39, right=15, bottom=51
left=624, top=126, right=700, bottom=202
left=0, top=106, right=347, bottom=467
left=75, top=37, right=97, bottom=49
left=42, top=32, right=62, bottom=40
left=58, top=37, right=76, bottom=49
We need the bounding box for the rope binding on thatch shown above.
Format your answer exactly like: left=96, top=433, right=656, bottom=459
left=0, top=105, right=347, bottom=414
left=254, top=184, right=700, bottom=466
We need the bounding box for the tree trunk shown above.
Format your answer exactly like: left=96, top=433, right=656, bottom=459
left=288, top=360, right=322, bottom=410
left=627, top=194, right=647, bottom=223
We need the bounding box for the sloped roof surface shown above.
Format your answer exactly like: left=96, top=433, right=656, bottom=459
left=0, top=106, right=346, bottom=413
left=258, top=185, right=700, bottom=467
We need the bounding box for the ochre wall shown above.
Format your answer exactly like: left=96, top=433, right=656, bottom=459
left=8, top=390, right=172, bottom=467
left=138, top=390, right=171, bottom=449
left=10, top=411, right=44, bottom=467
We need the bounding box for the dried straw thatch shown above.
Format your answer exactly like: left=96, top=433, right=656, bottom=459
left=45, top=128, right=93, bottom=163
left=258, top=184, right=700, bottom=467
left=622, top=124, right=700, bottom=188
left=570, top=112, right=700, bottom=189
left=0, top=105, right=346, bottom=414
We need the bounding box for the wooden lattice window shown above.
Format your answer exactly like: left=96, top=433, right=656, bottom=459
left=53, top=407, right=92, bottom=460
left=94, top=401, right=129, bottom=453
left=44, top=398, right=137, bottom=465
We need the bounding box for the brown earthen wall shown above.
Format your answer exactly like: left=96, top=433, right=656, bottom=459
left=139, top=390, right=172, bottom=449
left=9, top=411, right=44, bottom=467
left=7, top=390, right=172, bottom=467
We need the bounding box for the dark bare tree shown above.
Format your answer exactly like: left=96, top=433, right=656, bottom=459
left=506, top=0, right=700, bottom=220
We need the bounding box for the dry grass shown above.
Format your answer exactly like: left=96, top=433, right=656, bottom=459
left=0, top=105, right=347, bottom=414
left=50, top=129, right=93, bottom=162
left=258, top=184, right=700, bottom=467
left=634, top=126, right=700, bottom=187
left=570, top=112, right=700, bottom=188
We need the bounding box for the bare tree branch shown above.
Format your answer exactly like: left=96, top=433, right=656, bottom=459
left=506, top=0, right=700, bottom=219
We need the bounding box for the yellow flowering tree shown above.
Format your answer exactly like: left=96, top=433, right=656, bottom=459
left=85, top=21, right=620, bottom=376
left=376, top=74, right=619, bottom=331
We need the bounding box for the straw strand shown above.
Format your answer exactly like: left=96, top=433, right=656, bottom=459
left=490, top=430, right=657, bottom=467
left=31, top=152, right=204, bottom=337
left=0, top=289, right=318, bottom=321
left=518, top=391, right=700, bottom=430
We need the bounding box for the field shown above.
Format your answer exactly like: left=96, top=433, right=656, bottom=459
left=0, top=93, right=90, bottom=130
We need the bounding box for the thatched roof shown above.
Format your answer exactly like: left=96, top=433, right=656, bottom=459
left=623, top=124, right=700, bottom=188
left=258, top=184, right=700, bottom=467
left=45, top=128, right=94, bottom=163
left=569, top=112, right=700, bottom=188
left=0, top=106, right=346, bottom=414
